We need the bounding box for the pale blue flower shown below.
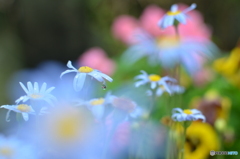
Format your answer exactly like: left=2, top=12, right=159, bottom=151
left=60, top=61, right=113, bottom=91
left=15, top=82, right=56, bottom=106
left=171, top=108, right=205, bottom=122
left=158, top=3, right=197, bottom=29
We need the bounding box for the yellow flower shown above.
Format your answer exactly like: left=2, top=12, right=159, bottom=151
left=213, top=47, right=240, bottom=86
left=185, top=122, right=219, bottom=159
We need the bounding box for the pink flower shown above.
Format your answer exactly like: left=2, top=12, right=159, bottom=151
left=78, top=47, right=116, bottom=75
left=111, top=15, right=141, bottom=45
left=112, top=4, right=217, bottom=76
left=112, top=4, right=211, bottom=43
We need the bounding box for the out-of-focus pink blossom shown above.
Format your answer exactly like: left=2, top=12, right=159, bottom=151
left=139, top=5, right=165, bottom=37
left=112, top=4, right=211, bottom=43
left=78, top=47, right=116, bottom=76
left=112, top=4, right=216, bottom=76
left=193, top=69, right=213, bottom=86
left=112, top=15, right=141, bottom=45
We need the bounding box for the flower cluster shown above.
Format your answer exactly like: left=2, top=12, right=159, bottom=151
left=0, top=2, right=236, bottom=159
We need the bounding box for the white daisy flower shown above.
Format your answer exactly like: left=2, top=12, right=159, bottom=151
left=158, top=3, right=197, bottom=29
left=135, top=70, right=178, bottom=93
left=1, top=104, right=35, bottom=121
left=15, top=82, right=56, bottom=106
left=171, top=108, right=205, bottom=122
left=60, top=61, right=113, bottom=91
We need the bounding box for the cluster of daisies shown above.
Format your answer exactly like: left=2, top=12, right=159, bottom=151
left=0, top=3, right=208, bottom=158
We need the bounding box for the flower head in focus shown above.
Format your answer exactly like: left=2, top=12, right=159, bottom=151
left=135, top=70, right=178, bottom=95
left=60, top=61, right=113, bottom=91
left=172, top=108, right=205, bottom=122
left=158, top=3, right=197, bottom=29
left=15, top=82, right=56, bottom=106
left=78, top=47, right=116, bottom=76
left=1, top=104, right=35, bottom=121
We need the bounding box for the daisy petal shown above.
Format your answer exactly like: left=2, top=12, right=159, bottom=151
left=183, top=3, right=197, bottom=13
left=60, top=70, right=77, bottom=78
left=19, top=82, right=29, bottom=94
left=66, top=61, right=77, bottom=70
left=73, top=73, right=86, bottom=91
left=40, top=83, right=47, bottom=93
left=27, top=82, right=34, bottom=94
left=22, top=113, right=29, bottom=121
left=33, top=82, right=39, bottom=93
left=170, top=4, right=178, bottom=12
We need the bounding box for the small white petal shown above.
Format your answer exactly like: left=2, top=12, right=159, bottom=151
left=40, top=83, right=47, bottom=93
left=156, top=87, right=164, bottom=96
left=170, top=4, right=178, bottom=12
left=172, top=108, right=183, bottom=114
left=176, top=13, right=186, bottom=24
left=15, top=96, right=28, bottom=104
left=135, top=81, right=146, bottom=87
left=150, top=82, right=157, bottom=89
left=60, top=70, right=77, bottom=78
left=22, top=113, right=29, bottom=121
left=45, top=87, right=55, bottom=94
left=97, top=72, right=113, bottom=82
left=67, top=61, right=77, bottom=70
left=165, top=16, right=175, bottom=28
left=33, top=82, right=39, bottom=93
left=6, top=110, right=11, bottom=122
left=73, top=73, right=86, bottom=91
left=19, top=82, right=29, bottom=94
left=27, top=82, right=34, bottom=94
left=88, top=71, right=104, bottom=83
left=91, top=105, right=105, bottom=120
left=183, top=3, right=197, bottom=13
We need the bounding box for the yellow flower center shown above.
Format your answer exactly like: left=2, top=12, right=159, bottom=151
left=157, top=36, right=180, bottom=49
left=0, top=147, right=14, bottom=157
left=90, top=98, right=105, bottom=106
left=78, top=66, right=93, bottom=73
left=157, top=36, right=180, bottom=48
left=148, top=75, right=161, bottom=82
left=30, top=94, right=42, bottom=99
left=167, top=11, right=181, bottom=16
left=183, top=109, right=193, bottom=115
left=17, top=104, right=31, bottom=112
left=56, top=116, right=80, bottom=140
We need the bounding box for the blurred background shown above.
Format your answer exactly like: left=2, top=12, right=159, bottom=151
left=0, top=0, right=240, bottom=157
